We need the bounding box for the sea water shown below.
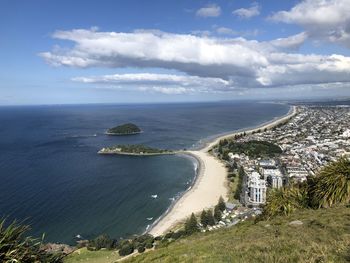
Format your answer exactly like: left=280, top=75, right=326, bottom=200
left=0, top=101, right=289, bottom=244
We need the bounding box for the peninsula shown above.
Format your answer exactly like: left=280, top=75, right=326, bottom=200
left=106, top=123, right=142, bottom=135
left=98, top=144, right=174, bottom=156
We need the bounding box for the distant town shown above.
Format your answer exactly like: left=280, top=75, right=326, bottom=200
left=215, top=105, right=350, bottom=207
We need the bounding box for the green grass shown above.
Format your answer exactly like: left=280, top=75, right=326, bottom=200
left=123, top=206, right=350, bottom=262
left=64, top=248, right=121, bottom=263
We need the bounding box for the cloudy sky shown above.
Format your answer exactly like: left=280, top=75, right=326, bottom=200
left=1, top=0, right=350, bottom=105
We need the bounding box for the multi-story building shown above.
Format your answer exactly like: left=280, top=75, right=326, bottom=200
left=247, top=172, right=266, bottom=205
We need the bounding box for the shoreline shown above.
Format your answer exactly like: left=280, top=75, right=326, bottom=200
left=148, top=105, right=297, bottom=236
left=144, top=153, right=201, bottom=235
left=97, top=151, right=176, bottom=156
left=105, top=131, right=143, bottom=136
left=200, top=105, right=297, bottom=152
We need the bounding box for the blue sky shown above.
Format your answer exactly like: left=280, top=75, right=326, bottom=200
left=1, top=0, right=350, bottom=105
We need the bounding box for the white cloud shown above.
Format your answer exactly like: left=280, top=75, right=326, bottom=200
left=270, top=0, right=350, bottom=47
left=216, top=27, right=238, bottom=36
left=72, top=73, right=229, bottom=90
left=232, top=2, right=260, bottom=19
left=138, top=86, right=191, bottom=95
left=40, top=28, right=350, bottom=91
left=39, top=29, right=269, bottom=80
left=196, top=4, right=221, bottom=18
left=269, top=32, right=308, bottom=50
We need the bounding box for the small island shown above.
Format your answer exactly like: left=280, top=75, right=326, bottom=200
left=106, top=123, right=142, bottom=135
left=98, top=144, right=175, bottom=156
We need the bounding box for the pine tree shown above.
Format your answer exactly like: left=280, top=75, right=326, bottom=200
left=214, top=205, right=222, bottom=222
left=206, top=209, right=215, bottom=226
left=217, top=196, right=226, bottom=212
left=200, top=210, right=208, bottom=228
left=185, top=213, right=199, bottom=235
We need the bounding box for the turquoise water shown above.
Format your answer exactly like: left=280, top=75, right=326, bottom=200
left=0, top=101, right=289, bottom=244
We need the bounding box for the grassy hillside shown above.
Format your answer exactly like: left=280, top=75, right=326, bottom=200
left=64, top=247, right=121, bottom=263
left=122, top=206, right=350, bottom=263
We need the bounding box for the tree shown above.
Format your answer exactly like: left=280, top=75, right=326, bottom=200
left=89, top=234, right=116, bottom=250
left=309, top=158, right=350, bottom=208
left=214, top=205, right=222, bottom=222
left=234, top=167, right=245, bottom=200
left=206, top=210, right=215, bottom=226
left=137, top=246, right=145, bottom=253
left=217, top=196, right=226, bottom=212
left=118, top=243, right=134, bottom=256
left=185, top=213, right=199, bottom=235
left=200, top=210, right=208, bottom=228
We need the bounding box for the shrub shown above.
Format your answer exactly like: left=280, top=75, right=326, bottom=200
left=165, top=232, right=175, bottom=239
left=0, top=219, right=63, bottom=262
left=89, top=234, right=116, bottom=250
left=134, top=234, right=153, bottom=244
left=145, top=242, right=153, bottom=249
left=171, top=230, right=185, bottom=240
left=263, top=187, right=307, bottom=219
left=309, top=158, right=350, bottom=208
left=118, top=243, right=134, bottom=256
left=137, top=246, right=145, bottom=253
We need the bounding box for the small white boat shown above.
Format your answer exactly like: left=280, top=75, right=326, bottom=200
left=147, top=217, right=153, bottom=221
left=75, top=234, right=82, bottom=239
left=151, top=194, right=158, bottom=199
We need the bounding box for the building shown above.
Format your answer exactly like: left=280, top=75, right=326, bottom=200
left=286, top=166, right=308, bottom=182
left=261, top=168, right=284, bottom=189
left=247, top=172, right=267, bottom=205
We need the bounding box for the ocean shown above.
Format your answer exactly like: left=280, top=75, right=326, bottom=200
left=0, top=101, right=289, bottom=244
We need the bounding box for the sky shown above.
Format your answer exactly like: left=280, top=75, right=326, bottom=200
left=1, top=0, right=350, bottom=105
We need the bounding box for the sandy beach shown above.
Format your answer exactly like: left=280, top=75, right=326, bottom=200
left=149, top=105, right=297, bottom=236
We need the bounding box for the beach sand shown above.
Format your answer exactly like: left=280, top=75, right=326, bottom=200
left=149, top=150, right=228, bottom=236
left=149, top=105, right=297, bottom=236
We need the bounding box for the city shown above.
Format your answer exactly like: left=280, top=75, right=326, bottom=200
left=218, top=105, right=350, bottom=206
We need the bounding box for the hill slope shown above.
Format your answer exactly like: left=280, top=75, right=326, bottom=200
left=124, top=206, right=350, bottom=263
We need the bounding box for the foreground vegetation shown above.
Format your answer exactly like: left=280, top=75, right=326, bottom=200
left=3, top=158, right=349, bottom=262
left=263, top=158, right=350, bottom=219
left=0, top=219, right=63, bottom=262
left=107, top=123, right=141, bottom=135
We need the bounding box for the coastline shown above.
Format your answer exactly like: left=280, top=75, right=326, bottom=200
left=97, top=151, right=176, bottom=156
left=105, top=131, right=143, bottom=136
left=201, top=105, right=297, bottom=152
left=148, top=105, right=297, bottom=236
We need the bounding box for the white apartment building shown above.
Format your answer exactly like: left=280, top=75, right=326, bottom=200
left=248, top=172, right=267, bottom=204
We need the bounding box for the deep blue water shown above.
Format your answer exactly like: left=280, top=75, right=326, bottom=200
left=0, top=101, right=289, bottom=244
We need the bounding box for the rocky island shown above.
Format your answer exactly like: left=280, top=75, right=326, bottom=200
left=106, top=123, right=142, bottom=135
left=98, top=144, right=175, bottom=156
